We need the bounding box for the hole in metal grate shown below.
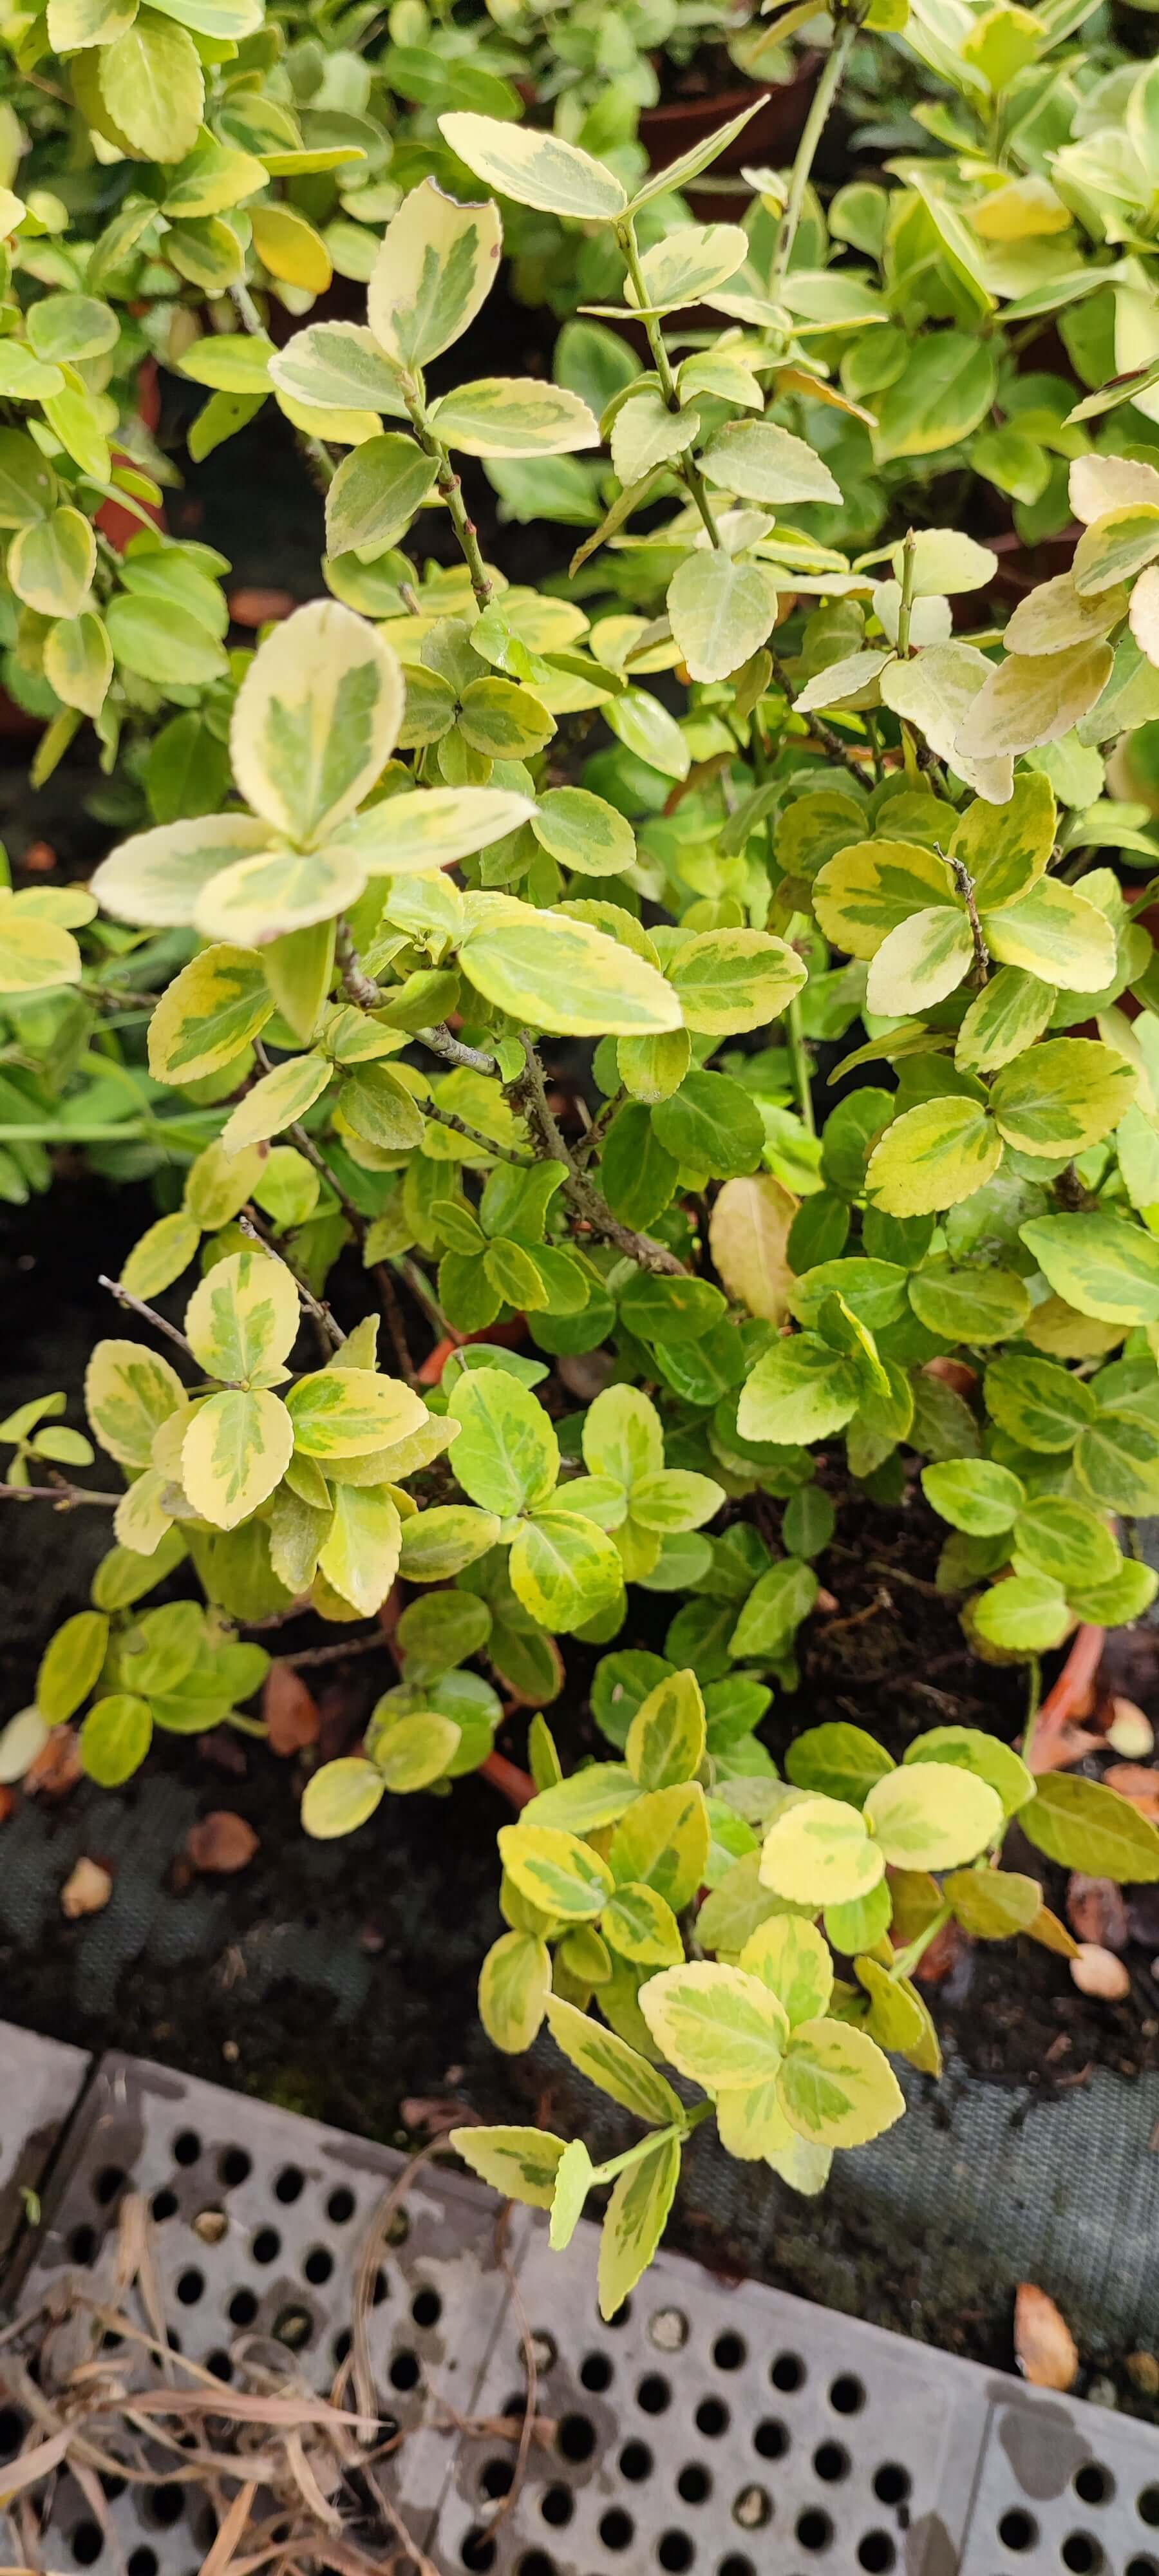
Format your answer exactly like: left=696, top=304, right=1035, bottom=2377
left=557, top=2412, right=596, bottom=2461
left=1143, top=2492, right=1159, bottom=2528
left=719, top=2560, right=755, bottom=2576
left=796, top=2506, right=833, bottom=2551
left=94, top=2165, right=126, bottom=2207
left=480, top=2460, right=512, bottom=2500
left=813, top=2442, right=849, bottom=2483
left=514, top=2555, right=556, bottom=2575
left=619, top=2441, right=652, bottom=2481
left=0, top=2409, right=25, bottom=2456
left=580, top=2351, right=612, bottom=2392
left=1075, top=2465, right=1113, bottom=2506
left=274, top=2166, right=304, bottom=2203
left=1061, top=2539, right=1104, bottom=2573
left=72, top=2520, right=104, bottom=2562
left=857, top=2536, right=896, bottom=2572
left=657, top=2533, right=693, bottom=2571
left=873, top=2463, right=910, bottom=2506
left=678, top=2467, right=711, bottom=2506
left=126, top=2553, right=156, bottom=2576
left=389, top=2349, right=420, bottom=2392
left=175, top=2268, right=203, bottom=2307
left=70, top=2224, right=97, bottom=2264
left=219, top=2148, right=250, bottom=2188
left=326, top=2186, right=355, bottom=2224
left=460, top=2529, right=495, bottom=2572
left=599, top=2509, right=634, bottom=2550
left=771, top=2353, right=804, bottom=2392
left=829, top=2374, right=865, bottom=2416
left=712, top=2333, right=745, bottom=2372
left=411, top=2285, right=440, bottom=2327
left=146, top=2487, right=185, bottom=2531
left=999, top=2508, right=1039, bottom=2550
left=696, top=2399, right=728, bottom=2439
left=637, top=2373, right=671, bottom=2415
left=252, top=2228, right=280, bottom=2265
left=228, top=2289, right=258, bottom=2327
left=1127, top=2560, right=1159, bottom=2575
left=303, top=2248, right=333, bottom=2287
left=540, top=2488, right=572, bottom=2527
left=151, top=2190, right=177, bottom=2222
left=173, top=2132, right=200, bottom=2167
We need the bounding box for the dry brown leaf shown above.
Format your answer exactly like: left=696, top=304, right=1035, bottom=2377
left=0, top=1786, right=14, bottom=1825
left=922, top=1355, right=977, bottom=1398
left=1015, top=2284, right=1079, bottom=2390
left=1066, top=1873, right=1129, bottom=1951
left=61, top=1857, right=113, bottom=1918
left=912, top=1920, right=965, bottom=1985
left=227, top=586, right=294, bottom=627
left=1106, top=1696, right=1154, bottom=1759
left=26, top=1726, right=82, bottom=1798
left=187, top=1811, right=259, bottom=1873
left=263, top=1663, right=321, bottom=1756
left=1104, top=1761, right=1159, bottom=1819
left=1069, top=1942, right=1131, bottom=2002
left=708, top=1173, right=796, bottom=1324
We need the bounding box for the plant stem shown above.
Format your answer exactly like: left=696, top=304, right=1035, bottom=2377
left=336, top=920, right=381, bottom=1010
left=231, top=281, right=335, bottom=490
left=1021, top=1654, right=1042, bottom=1773
left=98, top=1276, right=194, bottom=1364
left=419, top=1023, right=498, bottom=1076
left=288, top=1123, right=419, bottom=1385
left=237, top=1211, right=345, bottom=1350
left=422, top=1103, right=534, bottom=1166
left=0, top=1481, right=120, bottom=1506
left=786, top=985, right=816, bottom=1137
left=509, top=1036, right=686, bottom=1276
left=592, top=2101, right=712, bottom=2186
left=618, top=215, right=722, bottom=547
left=895, top=527, right=918, bottom=660
left=889, top=1900, right=952, bottom=1984
left=771, top=7, right=864, bottom=296
left=401, top=379, right=492, bottom=610
left=768, top=647, right=869, bottom=786
left=948, top=855, right=990, bottom=986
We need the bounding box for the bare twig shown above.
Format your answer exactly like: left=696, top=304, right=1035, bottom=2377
left=509, top=1035, right=685, bottom=1277
left=335, top=921, right=381, bottom=1012
left=0, top=1481, right=120, bottom=1506
left=422, top=1103, right=534, bottom=1166
left=98, top=1276, right=194, bottom=1363
left=418, top=1024, right=498, bottom=1076
left=287, top=1124, right=418, bottom=1385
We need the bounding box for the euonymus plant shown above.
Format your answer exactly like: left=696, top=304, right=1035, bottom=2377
left=8, top=0, right=1159, bottom=2315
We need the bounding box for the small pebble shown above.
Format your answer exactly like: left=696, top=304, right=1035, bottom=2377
left=1127, top=2351, right=1159, bottom=2396
left=1086, top=2375, right=1118, bottom=2409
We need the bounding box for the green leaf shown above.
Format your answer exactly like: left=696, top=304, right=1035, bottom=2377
left=603, top=1882, right=683, bottom=1965
left=549, top=2137, right=595, bottom=2249
left=955, top=643, right=1115, bottom=764
left=523, top=1766, right=639, bottom=1835
left=368, top=176, right=500, bottom=368
left=865, top=1763, right=1003, bottom=1868
left=865, top=905, right=973, bottom=1018
left=37, top=1610, right=109, bottom=1724
left=730, top=1559, right=818, bottom=1660
left=971, top=1573, right=1072, bottom=1654
left=598, top=2132, right=681, bottom=2320
left=641, top=1960, right=787, bottom=2091
left=372, top=1708, right=459, bottom=1790
left=93, top=816, right=273, bottom=931
left=397, top=1504, right=500, bottom=1580
left=701, top=418, right=840, bottom=507
left=866, top=1099, right=1002, bottom=1219
left=667, top=551, right=778, bottom=686
left=148, top=943, right=273, bottom=1086
left=509, top=1511, right=623, bottom=1630
left=667, top=929, right=806, bottom=1036
left=231, top=599, right=403, bottom=849
left=268, top=323, right=405, bottom=415
left=448, top=2123, right=567, bottom=2208
left=652, top=1069, right=764, bottom=1178
left=184, top=1246, right=300, bottom=1385
left=121, top=1213, right=200, bottom=1301
left=922, top=1459, right=1024, bottom=1535
left=498, top=1822, right=614, bottom=1920
left=625, top=100, right=762, bottom=213
left=813, top=837, right=956, bottom=958
left=85, top=1340, right=184, bottom=1470
left=448, top=1365, right=558, bottom=1513
left=626, top=1669, right=706, bottom=1791
left=107, top=592, right=227, bottom=688
left=1019, top=1213, right=1159, bottom=1325
left=1013, top=1495, right=1120, bottom=1591
left=531, top=786, right=634, bottom=877
left=956, top=968, right=1055, bottom=1075
left=984, top=879, right=1116, bottom=990
left=779, top=2020, right=905, bottom=2147
left=943, top=1866, right=1042, bottom=1938
left=908, top=1262, right=1031, bottom=1345
left=739, top=1914, right=833, bottom=2028
left=100, top=10, right=203, bottom=159
left=760, top=1794, right=883, bottom=1906
left=438, top=112, right=627, bottom=220
left=460, top=904, right=681, bottom=1036
left=343, top=784, right=535, bottom=873
left=738, top=1336, right=863, bottom=1444
left=8, top=507, right=95, bottom=621
left=182, top=1386, right=294, bottom=1530
left=950, top=770, right=1056, bottom=911
left=1022, top=1770, right=1159, bottom=1882
left=605, top=688, right=690, bottom=781
left=81, top=1692, right=152, bottom=1787
left=325, top=436, right=440, bottom=556
left=784, top=1723, right=894, bottom=1808
left=984, top=1354, right=1092, bottom=1451
left=874, top=333, right=997, bottom=460
left=609, top=1782, right=710, bottom=1913
left=990, top=1039, right=1134, bottom=1159
left=478, top=1929, right=552, bottom=2050
left=432, top=376, right=598, bottom=459
left=545, top=1993, right=683, bottom=2121
left=44, top=610, right=112, bottom=720
left=285, top=1367, right=426, bottom=1459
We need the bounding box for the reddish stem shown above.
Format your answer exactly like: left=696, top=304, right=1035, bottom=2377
left=1027, top=1622, right=1104, bottom=1772
left=480, top=1750, right=536, bottom=1810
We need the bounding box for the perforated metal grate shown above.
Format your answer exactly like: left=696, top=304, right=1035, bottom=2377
left=0, top=2023, right=89, bottom=2263
left=1, top=2036, right=1158, bottom=2576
